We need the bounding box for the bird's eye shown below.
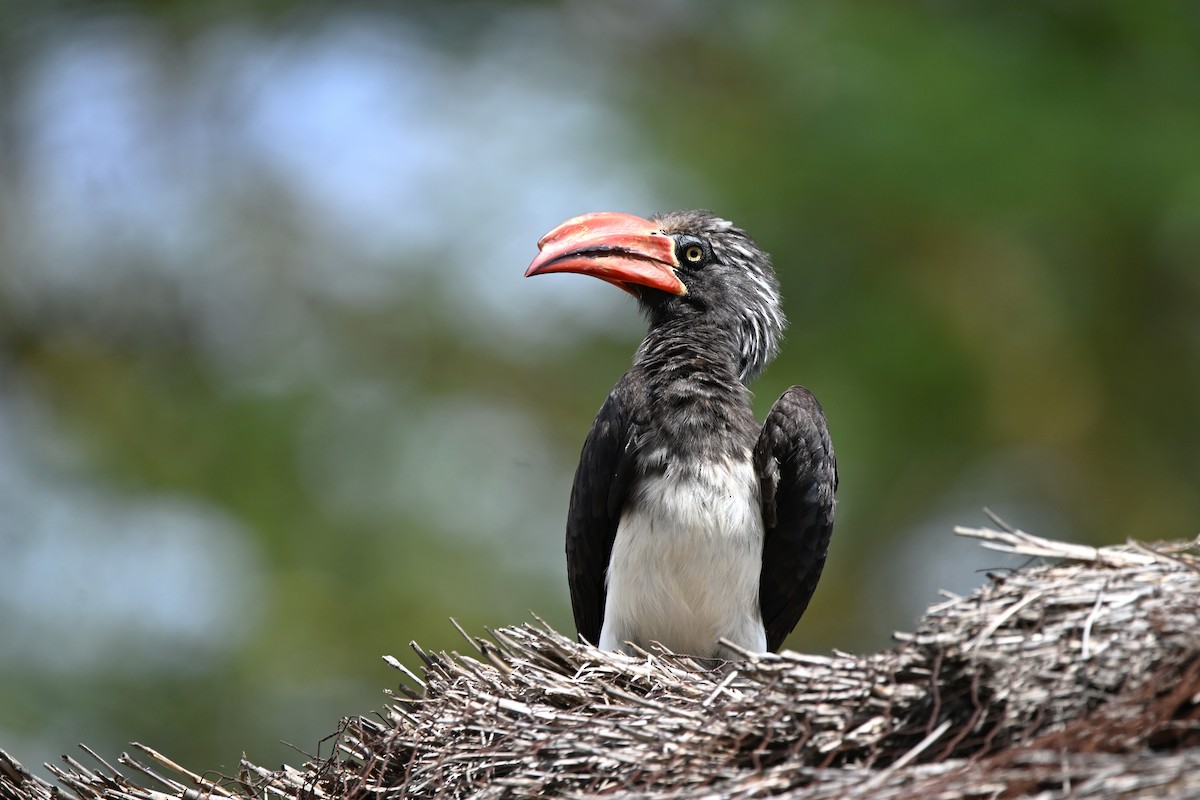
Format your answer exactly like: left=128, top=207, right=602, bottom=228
left=673, top=235, right=711, bottom=268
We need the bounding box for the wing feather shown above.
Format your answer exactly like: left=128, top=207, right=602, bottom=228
left=565, top=375, right=639, bottom=645
left=755, top=386, right=837, bottom=652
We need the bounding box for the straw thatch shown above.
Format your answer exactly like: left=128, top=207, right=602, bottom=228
left=3, top=523, right=1200, bottom=799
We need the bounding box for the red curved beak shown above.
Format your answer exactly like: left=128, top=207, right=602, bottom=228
left=524, top=211, right=687, bottom=297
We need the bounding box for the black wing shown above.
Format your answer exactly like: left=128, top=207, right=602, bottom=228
left=565, top=374, right=640, bottom=645
left=755, top=386, right=838, bottom=652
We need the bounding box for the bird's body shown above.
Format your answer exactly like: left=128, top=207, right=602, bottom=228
left=602, top=455, right=767, bottom=656
left=597, top=362, right=768, bottom=658
left=526, top=210, right=837, bottom=660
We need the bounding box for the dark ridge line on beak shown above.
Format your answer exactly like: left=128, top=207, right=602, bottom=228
left=540, top=247, right=673, bottom=269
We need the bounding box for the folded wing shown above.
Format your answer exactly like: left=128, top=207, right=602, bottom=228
left=564, top=375, right=640, bottom=645
left=755, top=386, right=838, bottom=652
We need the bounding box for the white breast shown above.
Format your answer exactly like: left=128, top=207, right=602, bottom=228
left=598, top=457, right=767, bottom=659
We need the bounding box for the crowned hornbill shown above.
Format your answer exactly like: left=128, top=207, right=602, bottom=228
left=525, top=210, right=837, bottom=660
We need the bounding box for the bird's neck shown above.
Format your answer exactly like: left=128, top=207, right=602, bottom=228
left=639, top=296, right=776, bottom=386
left=632, top=319, right=759, bottom=463
left=636, top=317, right=743, bottom=385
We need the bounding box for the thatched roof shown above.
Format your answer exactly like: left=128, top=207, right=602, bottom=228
left=3, top=524, right=1200, bottom=799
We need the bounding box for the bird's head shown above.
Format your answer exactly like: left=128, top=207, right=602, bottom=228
left=525, top=209, right=785, bottom=384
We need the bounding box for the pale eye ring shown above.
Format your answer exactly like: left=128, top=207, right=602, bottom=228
left=684, top=245, right=704, bottom=263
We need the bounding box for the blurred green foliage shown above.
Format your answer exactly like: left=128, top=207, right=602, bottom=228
left=0, top=0, right=1197, bottom=778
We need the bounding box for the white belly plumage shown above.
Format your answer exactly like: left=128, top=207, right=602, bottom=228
left=598, top=457, right=767, bottom=658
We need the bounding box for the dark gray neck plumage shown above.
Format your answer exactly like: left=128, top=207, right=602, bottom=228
left=631, top=319, right=761, bottom=465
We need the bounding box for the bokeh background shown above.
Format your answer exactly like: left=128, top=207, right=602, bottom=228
left=2, top=0, right=1198, bottom=777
